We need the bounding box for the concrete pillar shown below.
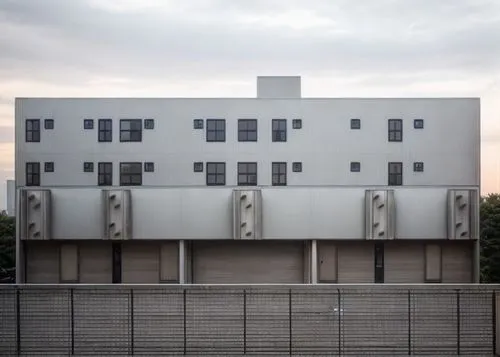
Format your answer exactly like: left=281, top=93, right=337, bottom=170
left=179, top=240, right=186, bottom=284
left=311, top=240, right=318, bottom=284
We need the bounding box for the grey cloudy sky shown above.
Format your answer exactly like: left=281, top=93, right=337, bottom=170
left=0, top=0, right=499, bottom=207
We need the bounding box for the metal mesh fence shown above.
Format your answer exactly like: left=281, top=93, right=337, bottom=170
left=0, top=285, right=497, bottom=356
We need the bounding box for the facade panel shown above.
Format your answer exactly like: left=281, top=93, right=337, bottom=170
left=442, top=241, right=473, bottom=283
left=337, top=242, right=374, bottom=283
left=79, top=241, right=112, bottom=283
left=384, top=241, right=425, bottom=283
left=25, top=241, right=59, bottom=283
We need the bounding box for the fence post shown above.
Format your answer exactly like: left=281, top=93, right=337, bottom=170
left=130, top=289, right=134, bottom=355
left=183, top=289, right=187, bottom=355
left=408, top=290, right=411, bottom=355
left=337, top=288, right=341, bottom=356
left=243, top=289, right=247, bottom=355
left=16, top=288, right=20, bottom=356
left=456, top=290, right=460, bottom=355
left=494, top=290, right=498, bottom=356
left=71, top=288, right=74, bottom=355
left=289, top=289, right=292, bottom=356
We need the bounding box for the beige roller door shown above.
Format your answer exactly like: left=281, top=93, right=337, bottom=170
left=122, top=241, right=160, bottom=283
left=193, top=241, right=304, bottom=284
left=337, top=241, right=374, bottom=283
left=442, top=241, right=472, bottom=283
left=80, top=241, right=112, bottom=283
left=384, top=241, right=425, bottom=283
left=26, top=241, right=59, bottom=283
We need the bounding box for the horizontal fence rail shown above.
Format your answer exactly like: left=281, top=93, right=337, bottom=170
left=0, top=284, right=498, bottom=356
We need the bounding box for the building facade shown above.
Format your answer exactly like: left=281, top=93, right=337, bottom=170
left=14, top=76, right=480, bottom=284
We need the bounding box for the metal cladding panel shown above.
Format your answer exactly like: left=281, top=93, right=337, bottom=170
left=425, top=244, right=442, bottom=282
left=337, top=242, right=374, bottom=283
left=102, top=189, right=132, bottom=240
left=26, top=241, right=59, bottom=283
left=122, top=241, right=160, bottom=283
left=317, top=241, right=338, bottom=282
left=193, top=241, right=304, bottom=283
left=60, top=244, right=78, bottom=283
left=365, top=190, right=396, bottom=240
left=232, top=189, right=263, bottom=240
left=79, top=241, right=112, bottom=283
left=160, top=241, right=179, bottom=282
left=442, top=241, right=473, bottom=283
left=384, top=241, right=425, bottom=283
left=21, top=189, right=51, bottom=240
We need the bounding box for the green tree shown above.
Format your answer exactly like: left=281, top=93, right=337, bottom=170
left=480, top=194, right=500, bottom=283
left=0, top=211, right=15, bottom=270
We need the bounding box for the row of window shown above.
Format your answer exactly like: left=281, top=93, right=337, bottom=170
left=25, top=161, right=421, bottom=186
left=25, top=118, right=423, bottom=143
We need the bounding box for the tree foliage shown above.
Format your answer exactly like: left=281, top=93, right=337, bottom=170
left=480, top=194, right=500, bottom=283
left=0, top=212, right=15, bottom=271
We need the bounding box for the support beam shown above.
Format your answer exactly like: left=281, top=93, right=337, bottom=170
left=311, top=240, right=318, bottom=284
left=179, top=240, right=186, bottom=284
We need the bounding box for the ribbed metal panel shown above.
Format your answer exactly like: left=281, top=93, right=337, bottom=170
left=133, top=290, right=184, bottom=354
left=442, top=241, right=472, bottom=283
left=79, top=242, right=112, bottom=283
left=459, top=292, right=494, bottom=354
left=0, top=289, right=16, bottom=355
left=384, top=241, right=425, bottom=283
left=122, top=241, right=160, bottom=283
left=193, top=241, right=303, bottom=284
left=26, top=241, right=59, bottom=283
left=19, top=289, right=70, bottom=354
left=337, top=242, right=374, bottom=283
left=73, top=289, right=130, bottom=355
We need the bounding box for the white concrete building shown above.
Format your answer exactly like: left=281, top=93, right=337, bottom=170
left=14, top=76, right=480, bottom=284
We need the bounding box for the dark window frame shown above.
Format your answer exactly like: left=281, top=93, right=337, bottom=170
left=238, top=162, right=258, bottom=186
left=120, top=119, right=142, bottom=142
left=414, top=119, right=424, bottom=129
left=84, top=119, right=94, bottom=130
left=238, top=119, right=258, bottom=142
left=388, top=119, right=403, bottom=142
left=272, top=162, right=287, bottom=186
left=351, top=118, right=361, bottom=129
left=206, top=162, right=226, bottom=186
left=193, top=119, right=204, bottom=129
left=350, top=162, right=361, bottom=172
left=120, top=162, right=142, bottom=186
left=194, top=162, right=203, bottom=172
left=272, top=119, right=287, bottom=142
left=26, top=162, right=40, bottom=186
left=206, top=119, right=225, bottom=142
left=144, top=162, right=155, bottom=172
left=26, top=119, right=40, bottom=142
left=292, top=119, right=302, bottom=129
left=292, top=162, right=302, bottom=172
left=83, top=162, right=94, bottom=173
left=375, top=242, right=384, bottom=283
left=388, top=162, right=403, bottom=186
left=144, top=119, right=155, bottom=130
left=44, top=162, right=54, bottom=173
left=98, top=119, right=112, bottom=142
left=98, top=162, right=113, bottom=186
left=44, top=119, right=54, bottom=130
left=413, top=162, right=424, bottom=172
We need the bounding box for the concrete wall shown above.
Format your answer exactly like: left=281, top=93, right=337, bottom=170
left=15, top=97, right=479, bottom=187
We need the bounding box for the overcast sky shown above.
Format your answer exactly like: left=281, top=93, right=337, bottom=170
left=1, top=0, right=499, bottom=208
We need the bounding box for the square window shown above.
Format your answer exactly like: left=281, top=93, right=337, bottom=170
left=292, top=119, right=302, bottom=129
left=388, top=119, right=403, bottom=142
left=206, top=119, right=225, bottom=142
left=84, top=119, right=94, bottom=129
left=44, top=162, right=54, bottom=172
left=272, top=119, right=287, bottom=142
left=238, top=119, right=258, bottom=142
left=44, top=119, right=54, bottom=130
left=120, top=119, right=142, bottom=142
left=26, top=119, right=40, bottom=142
left=144, top=162, right=155, bottom=172
left=83, top=162, right=94, bottom=172
left=120, top=162, right=142, bottom=186
left=144, top=119, right=155, bottom=129
left=238, top=162, right=257, bottom=186
left=194, top=162, right=203, bottom=172
left=414, top=162, right=424, bottom=172
left=351, top=118, right=361, bottom=129
left=292, top=162, right=302, bottom=172
left=350, top=162, right=361, bottom=172
left=206, top=162, right=225, bottom=185
left=193, top=119, right=204, bottom=129
left=414, top=119, right=424, bottom=129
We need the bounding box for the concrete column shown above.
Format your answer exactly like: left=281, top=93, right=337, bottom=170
left=472, top=239, right=480, bottom=283
left=179, top=240, right=186, bottom=284
left=311, top=240, right=318, bottom=284
left=496, top=292, right=500, bottom=356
